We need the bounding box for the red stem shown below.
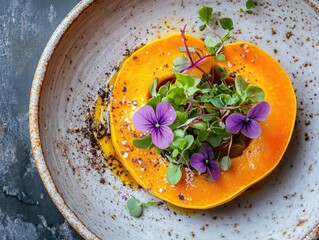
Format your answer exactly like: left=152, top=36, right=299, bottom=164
left=185, top=99, right=193, bottom=113
left=199, top=104, right=251, bottom=111
left=180, top=25, right=194, bottom=64
left=180, top=25, right=211, bottom=75
left=180, top=55, right=213, bottom=74
left=227, top=134, right=233, bottom=158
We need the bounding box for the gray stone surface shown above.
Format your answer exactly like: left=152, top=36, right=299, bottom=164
left=0, top=0, right=82, bottom=239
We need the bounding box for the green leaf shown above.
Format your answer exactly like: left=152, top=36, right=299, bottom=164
left=181, top=150, right=190, bottom=164
left=219, top=18, right=234, bottom=31
left=133, top=135, right=152, bottom=149
left=178, top=46, right=196, bottom=53
left=150, top=78, right=158, bottom=97
left=216, top=52, right=226, bottom=61
left=221, top=31, right=233, bottom=42
left=245, top=85, right=265, bottom=101
left=198, top=6, right=214, bottom=25
left=210, top=98, right=225, bottom=108
left=146, top=95, right=161, bottom=108
left=147, top=143, right=154, bottom=150
left=141, top=201, right=158, bottom=207
left=126, top=198, right=143, bottom=217
left=207, top=132, right=222, bottom=147
left=175, top=72, right=195, bottom=89
left=215, top=66, right=228, bottom=82
left=171, top=111, right=188, bottom=129
left=190, top=122, right=207, bottom=130
left=156, top=147, right=162, bottom=154
left=173, top=56, right=191, bottom=72
left=201, top=115, right=214, bottom=121
left=198, top=130, right=208, bottom=141
left=199, top=24, right=206, bottom=31
left=158, top=85, right=169, bottom=96
left=214, top=151, right=220, bottom=161
left=228, top=94, right=240, bottom=106
left=166, top=154, right=178, bottom=164
left=172, top=137, right=187, bottom=150
left=211, top=126, right=231, bottom=138
left=235, top=75, right=248, bottom=94
left=187, top=86, right=200, bottom=96
left=246, top=0, right=254, bottom=10
left=172, top=149, right=179, bottom=157
left=166, top=162, right=182, bottom=185
left=220, top=156, right=232, bottom=171
left=184, top=135, right=194, bottom=150
left=204, top=36, right=220, bottom=54
left=174, top=129, right=185, bottom=138
left=220, top=94, right=232, bottom=105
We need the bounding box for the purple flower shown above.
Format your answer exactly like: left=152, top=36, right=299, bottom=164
left=132, top=102, right=177, bottom=149
left=225, top=101, right=271, bottom=139
left=190, top=143, right=220, bottom=181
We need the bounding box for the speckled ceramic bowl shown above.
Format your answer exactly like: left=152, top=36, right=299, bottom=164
left=30, top=0, right=319, bottom=239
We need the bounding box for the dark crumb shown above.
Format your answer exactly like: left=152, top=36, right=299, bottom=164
left=304, top=133, right=310, bottom=141
left=285, top=31, right=293, bottom=39
left=122, top=86, right=127, bottom=92
left=229, top=72, right=236, bottom=78
left=178, top=193, right=185, bottom=200
left=100, top=178, right=106, bottom=184
left=271, top=28, right=277, bottom=35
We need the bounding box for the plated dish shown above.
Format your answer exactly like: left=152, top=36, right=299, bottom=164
left=30, top=0, right=319, bottom=239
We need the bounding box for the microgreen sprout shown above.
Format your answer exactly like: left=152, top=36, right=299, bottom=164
left=239, top=0, right=255, bottom=14
left=132, top=6, right=270, bottom=185
left=197, top=6, right=235, bottom=61
left=198, top=6, right=215, bottom=31
left=126, top=198, right=157, bottom=218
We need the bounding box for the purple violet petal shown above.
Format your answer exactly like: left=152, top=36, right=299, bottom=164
left=225, top=113, right=246, bottom=134
left=190, top=153, right=207, bottom=173
left=207, top=161, right=220, bottom=181
left=201, top=143, right=214, bottom=161
left=151, top=125, right=174, bottom=149
left=247, top=101, right=271, bottom=121
left=132, top=105, right=156, bottom=132
left=155, top=102, right=177, bottom=125
left=241, top=119, right=261, bottom=139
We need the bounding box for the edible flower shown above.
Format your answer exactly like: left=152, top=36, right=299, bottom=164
left=225, top=101, right=270, bottom=139
left=132, top=102, right=177, bottom=149
left=190, top=143, right=220, bottom=181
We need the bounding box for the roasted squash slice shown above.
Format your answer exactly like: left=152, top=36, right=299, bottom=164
left=110, top=34, right=296, bottom=209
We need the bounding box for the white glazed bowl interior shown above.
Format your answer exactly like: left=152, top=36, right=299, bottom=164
left=30, top=0, right=319, bottom=239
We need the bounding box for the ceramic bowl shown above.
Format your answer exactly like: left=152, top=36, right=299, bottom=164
left=29, top=0, right=319, bottom=239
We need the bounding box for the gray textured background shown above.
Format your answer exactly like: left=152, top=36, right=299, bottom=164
left=0, top=0, right=82, bottom=239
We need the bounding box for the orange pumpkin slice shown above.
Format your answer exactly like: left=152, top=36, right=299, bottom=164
left=110, top=34, right=296, bottom=209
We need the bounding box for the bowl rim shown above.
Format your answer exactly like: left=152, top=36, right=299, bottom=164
left=29, top=0, right=98, bottom=239
left=28, top=0, right=319, bottom=239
